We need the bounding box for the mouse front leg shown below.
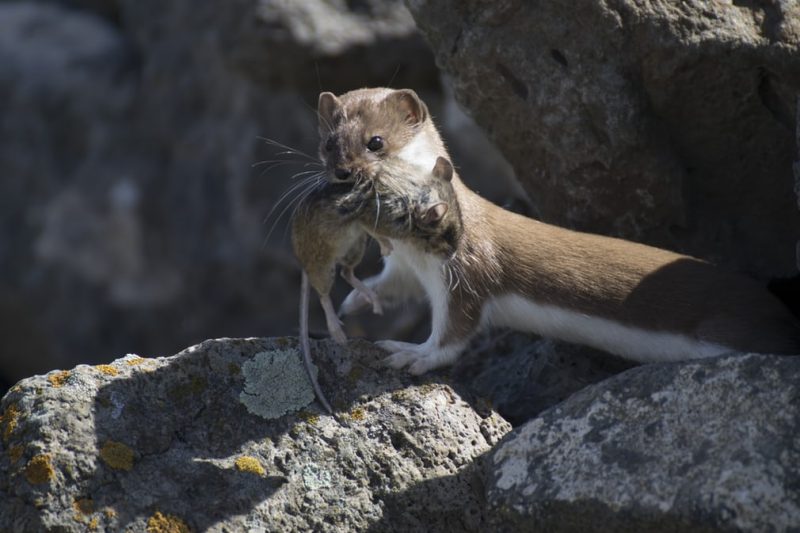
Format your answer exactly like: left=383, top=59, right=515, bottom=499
left=339, top=252, right=424, bottom=315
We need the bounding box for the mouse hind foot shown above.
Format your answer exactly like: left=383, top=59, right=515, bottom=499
left=341, top=267, right=383, bottom=315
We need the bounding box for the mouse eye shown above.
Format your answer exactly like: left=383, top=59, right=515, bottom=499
left=325, top=137, right=335, bottom=152
left=366, top=136, right=384, bottom=152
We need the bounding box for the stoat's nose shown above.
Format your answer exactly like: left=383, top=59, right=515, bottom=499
left=334, top=168, right=351, bottom=180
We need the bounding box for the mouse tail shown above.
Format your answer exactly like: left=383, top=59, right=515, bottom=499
left=300, top=270, right=334, bottom=414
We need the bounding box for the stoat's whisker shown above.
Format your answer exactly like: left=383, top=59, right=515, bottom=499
left=262, top=174, right=323, bottom=241
left=257, top=136, right=321, bottom=164
left=373, top=190, right=382, bottom=232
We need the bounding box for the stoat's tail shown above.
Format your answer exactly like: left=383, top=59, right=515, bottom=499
left=300, top=271, right=333, bottom=414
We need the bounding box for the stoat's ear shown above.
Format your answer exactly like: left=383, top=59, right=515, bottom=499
left=318, top=92, right=341, bottom=131
left=432, top=157, right=453, bottom=182
left=422, top=203, right=448, bottom=225
left=386, top=89, right=429, bottom=125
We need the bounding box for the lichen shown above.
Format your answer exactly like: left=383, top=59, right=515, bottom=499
left=238, top=350, right=315, bottom=419
left=235, top=456, right=265, bottom=476
left=1, top=402, right=20, bottom=442
left=298, top=410, right=319, bottom=425
left=8, top=444, right=23, bottom=463
left=96, top=365, right=119, bottom=377
left=48, top=370, right=71, bottom=388
left=104, top=508, right=116, bottom=519
left=169, top=376, right=207, bottom=401
left=347, top=365, right=364, bottom=384
left=146, top=511, right=191, bottom=533
left=125, top=356, right=147, bottom=366
left=73, top=498, right=94, bottom=515
left=88, top=516, right=99, bottom=530
left=349, top=407, right=366, bottom=421
left=99, top=440, right=135, bottom=471
left=25, top=454, right=55, bottom=484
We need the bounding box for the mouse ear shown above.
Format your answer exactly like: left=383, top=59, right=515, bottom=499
left=422, top=202, right=448, bottom=225
left=318, top=92, right=341, bottom=131
left=432, top=157, right=453, bottom=182
left=386, top=89, right=429, bottom=125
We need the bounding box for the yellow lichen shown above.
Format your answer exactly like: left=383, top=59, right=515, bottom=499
left=48, top=370, right=71, bottom=388
left=349, top=407, right=366, bottom=421
left=146, top=511, right=191, bottom=533
left=2, top=402, right=20, bottom=442
left=99, top=440, right=135, bottom=471
left=125, top=356, right=147, bottom=366
left=96, top=365, right=119, bottom=377
left=8, top=444, right=23, bottom=463
left=88, top=516, right=99, bottom=530
left=73, top=497, right=94, bottom=515
left=103, top=508, right=116, bottom=519
left=298, top=410, right=319, bottom=425
left=168, top=376, right=207, bottom=401
left=25, top=454, right=55, bottom=484
left=234, top=456, right=265, bottom=476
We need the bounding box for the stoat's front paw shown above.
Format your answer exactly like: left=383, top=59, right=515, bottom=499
left=376, top=340, right=440, bottom=376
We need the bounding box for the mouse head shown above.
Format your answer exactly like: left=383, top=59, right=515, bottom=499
left=317, top=88, right=430, bottom=184
left=410, top=157, right=463, bottom=258
left=367, top=156, right=462, bottom=258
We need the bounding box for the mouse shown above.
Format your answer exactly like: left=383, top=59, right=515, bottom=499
left=290, top=156, right=460, bottom=412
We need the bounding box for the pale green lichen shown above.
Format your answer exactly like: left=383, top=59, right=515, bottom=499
left=238, top=349, right=315, bottom=419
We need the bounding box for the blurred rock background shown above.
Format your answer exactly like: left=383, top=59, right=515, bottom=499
left=0, top=0, right=521, bottom=393
left=2, top=0, right=799, bottom=396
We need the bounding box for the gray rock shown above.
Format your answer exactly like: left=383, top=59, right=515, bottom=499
left=0, top=336, right=511, bottom=532
left=486, top=353, right=800, bottom=532
left=451, top=332, right=635, bottom=426
left=407, top=0, right=800, bottom=278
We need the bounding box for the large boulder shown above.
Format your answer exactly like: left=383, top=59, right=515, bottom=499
left=0, top=337, right=511, bottom=532
left=486, top=353, right=800, bottom=532
left=407, top=0, right=800, bottom=278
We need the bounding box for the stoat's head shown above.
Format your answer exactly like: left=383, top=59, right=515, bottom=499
left=316, top=88, right=433, bottom=184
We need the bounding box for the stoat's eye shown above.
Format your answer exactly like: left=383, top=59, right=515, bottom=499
left=325, top=137, right=335, bottom=152
left=366, top=136, right=384, bottom=152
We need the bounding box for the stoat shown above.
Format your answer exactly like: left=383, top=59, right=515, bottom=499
left=317, top=87, right=800, bottom=374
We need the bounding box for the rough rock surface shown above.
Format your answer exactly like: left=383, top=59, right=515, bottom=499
left=0, top=0, right=519, bottom=388
left=408, top=0, right=800, bottom=278
left=0, top=337, right=511, bottom=532
left=451, top=331, right=634, bottom=426
left=486, top=353, right=800, bottom=532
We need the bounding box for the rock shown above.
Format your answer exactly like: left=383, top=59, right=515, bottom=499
left=0, top=337, right=511, bottom=532
left=486, top=353, right=800, bottom=532
left=451, top=332, right=635, bottom=426
left=407, top=0, right=800, bottom=278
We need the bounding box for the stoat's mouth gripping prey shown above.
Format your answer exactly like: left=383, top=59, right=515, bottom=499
left=320, top=87, right=800, bottom=375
